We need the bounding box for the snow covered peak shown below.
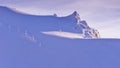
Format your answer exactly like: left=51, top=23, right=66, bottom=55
left=72, top=11, right=78, bottom=15
left=68, top=11, right=81, bottom=25
left=0, top=6, right=100, bottom=39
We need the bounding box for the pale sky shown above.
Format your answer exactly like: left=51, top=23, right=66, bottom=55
left=0, top=0, right=120, bottom=38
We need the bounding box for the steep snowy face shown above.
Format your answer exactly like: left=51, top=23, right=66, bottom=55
left=73, top=11, right=81, bottom=25
left=0, top=6, right=100, bottom=39
left=67, top=11, right=81, bottom=25
left=74, top=20, right=100, bottom=38
left=68, top=11, right=100, bottom=38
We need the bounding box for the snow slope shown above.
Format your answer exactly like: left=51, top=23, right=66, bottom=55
left=41, top=31, right=84, bottom=39
left=0, top=6, right=99, bottom=39
left=0, top=6, right=120, bottom=68
left=0, top=28, right=120, bottom=68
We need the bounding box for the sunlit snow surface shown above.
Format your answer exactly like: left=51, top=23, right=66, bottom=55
left=0, top=6, right=120, bottom=68
left=41, top=31, right=84, bottom=39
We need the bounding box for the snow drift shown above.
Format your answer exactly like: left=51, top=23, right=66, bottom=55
left=0, top=6, right=99, bottom=39
left=0, top=6, right=120, bottom=68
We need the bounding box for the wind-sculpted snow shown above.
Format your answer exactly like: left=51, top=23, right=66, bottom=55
left=0, top=29, right=120, bottom=68
left=0, top=6, right=120, bottom=68
left=0, top=6, right=99, bottom=39
left=41, top=31, right=84, bottom=39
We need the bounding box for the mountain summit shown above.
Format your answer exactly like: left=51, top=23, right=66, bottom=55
left=72, top=11, right=81, bottom=24
left=68, top=11, right=100, bottom=38
left=0, top=6, right=100, bottom=39
left=71, top=11, right=79, bottom=17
